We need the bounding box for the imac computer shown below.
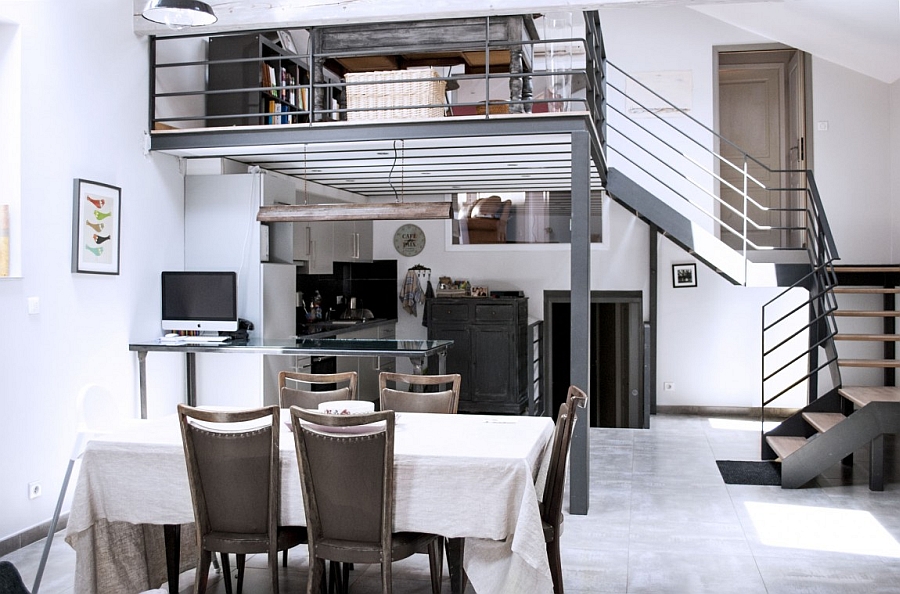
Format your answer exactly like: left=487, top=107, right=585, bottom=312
left=160, top=271, right=239, bottom=334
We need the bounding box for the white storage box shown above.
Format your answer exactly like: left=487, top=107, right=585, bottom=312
left=345, top=68, right=447, bottom=121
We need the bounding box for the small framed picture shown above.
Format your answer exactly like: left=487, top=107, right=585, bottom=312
left=471, top=286, right=489, bottom=297
left=72, top=179, right=121, bottom=275
left=672, top=263, right=697, bottom=288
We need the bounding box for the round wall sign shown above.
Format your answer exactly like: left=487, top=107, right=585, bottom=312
left=393, top=224, right=426, bottom=257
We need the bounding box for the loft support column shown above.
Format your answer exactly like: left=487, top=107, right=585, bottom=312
left=569, top=130, right=591, bottom=515
left=649, top=223, right=658, bottom=418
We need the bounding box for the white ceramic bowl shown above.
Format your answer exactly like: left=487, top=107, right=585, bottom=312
left=317, top=400, right=375, bottom=415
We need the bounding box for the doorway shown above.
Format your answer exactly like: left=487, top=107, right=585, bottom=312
left=544, top=291, right=645, bottom=428
left=717, top=48, right=808, bottom=250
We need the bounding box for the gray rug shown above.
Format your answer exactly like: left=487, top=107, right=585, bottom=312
left=716, top=460, right=782, bottom=486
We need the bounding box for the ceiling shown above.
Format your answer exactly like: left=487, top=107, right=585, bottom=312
left=153, top=113, right=607, bottom=199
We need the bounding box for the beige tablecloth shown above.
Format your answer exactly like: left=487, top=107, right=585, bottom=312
left=65, top=411, right=554, bottom=594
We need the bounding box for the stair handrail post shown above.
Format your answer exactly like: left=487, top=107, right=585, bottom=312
left=742, top=156, right=750, bottom=283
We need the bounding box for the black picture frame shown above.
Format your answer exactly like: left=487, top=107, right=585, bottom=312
left=72, top=179, right=121, bottom=275
left=672, top=263, right=697, bottom=288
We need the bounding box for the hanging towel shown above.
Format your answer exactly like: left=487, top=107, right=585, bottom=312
left=422, top=279, right=435, bottom=327
left=400, top=269, right=425, bottom=316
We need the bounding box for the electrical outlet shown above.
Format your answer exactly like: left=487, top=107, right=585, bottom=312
left=28, top=481, right=42, bottom=499
left=663, top=382, right=675, bottom=391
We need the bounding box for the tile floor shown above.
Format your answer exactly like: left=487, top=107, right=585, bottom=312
left=4, top=413, right=900, bottom=594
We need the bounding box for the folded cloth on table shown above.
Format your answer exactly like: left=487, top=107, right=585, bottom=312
left=400, top=269, right=425, bottom=316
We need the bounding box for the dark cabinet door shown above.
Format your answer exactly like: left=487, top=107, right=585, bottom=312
left=472, top=325, right=515, bottom=403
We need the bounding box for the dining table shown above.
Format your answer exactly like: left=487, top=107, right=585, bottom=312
left=64, top=409, right=556, bottom=594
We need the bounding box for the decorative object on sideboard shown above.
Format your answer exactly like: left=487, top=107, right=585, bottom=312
left=141, top=0, right=217, bottom=29
left=72, top=179, right=121, bottom=275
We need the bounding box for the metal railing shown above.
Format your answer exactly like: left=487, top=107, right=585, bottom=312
left=601, top=59, right=841, bottom=419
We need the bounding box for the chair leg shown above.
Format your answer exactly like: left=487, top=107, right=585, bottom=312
left=428, top=538, right=444, bottom=594
left=270, top=551, right=281, bottom=594
left=309, top=558, right=326, bottom=594
left=547, top=538, right=564, bottom=594
left=220, top=553, right=233, bottom=594
left=283, top=548, right=289, bottom=567
left=32, top=458, right=75, bottom=594
left=236, top=554, right=246, bottom=594
left=382, top=560, right=393, bottom=594
left=342, top=562, right=350, bottom=594
left=195, top=549, right=213, bottom=594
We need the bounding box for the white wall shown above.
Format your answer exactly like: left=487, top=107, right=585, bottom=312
left=0, top=0, right=185, bottom=542
left=892, top=79, right=900, bottom=259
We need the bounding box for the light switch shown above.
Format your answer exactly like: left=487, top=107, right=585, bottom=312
left=27, top=296, right=40, bottom=315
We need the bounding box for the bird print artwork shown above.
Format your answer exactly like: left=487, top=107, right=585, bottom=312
left=76, top=181, right=119, bottom=273
left=86, top=195, right=105, bottom=209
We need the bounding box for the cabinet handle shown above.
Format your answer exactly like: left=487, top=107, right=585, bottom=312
left=306, top=226, right=312, bottom=257
left=353, top=233, right=359, bottom=259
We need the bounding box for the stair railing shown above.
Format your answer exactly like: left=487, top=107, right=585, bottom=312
left=760, top=171, right=841, bottom=429
left=603, top=61, right=808, bottom=282
left=601, top=60, right=841, bottom=423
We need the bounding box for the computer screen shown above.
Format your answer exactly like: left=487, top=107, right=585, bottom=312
left=160, top=271, right=238, bottom=332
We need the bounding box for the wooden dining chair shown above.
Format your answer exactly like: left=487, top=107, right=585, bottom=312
left=542, top=385, right=587, bottom=594
left=278, top=371, right=358, bottom=409
left=289, top=407, right=443, bottom=594
left=178, top=405, right=307, bottom=594
left=378, top=371, right=461, bottom=414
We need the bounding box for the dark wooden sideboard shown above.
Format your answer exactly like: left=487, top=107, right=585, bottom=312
left=427, top=297, right=529, bottom=414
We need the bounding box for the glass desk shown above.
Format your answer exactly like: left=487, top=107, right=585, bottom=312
left=129, top=338, right=453, bottom=419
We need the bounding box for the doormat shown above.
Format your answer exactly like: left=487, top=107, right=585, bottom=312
left=716, top=460, right=781, bottom=486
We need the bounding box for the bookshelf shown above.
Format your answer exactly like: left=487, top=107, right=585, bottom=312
left=207, top=33, right=310, bottom=127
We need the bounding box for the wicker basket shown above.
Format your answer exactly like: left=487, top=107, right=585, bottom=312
left=345, top=68, right=447, bottom=121
left=475, top=101, right=510, bottom=115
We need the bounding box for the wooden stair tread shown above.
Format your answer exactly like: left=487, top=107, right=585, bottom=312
left=835, top=334, right=900, bottom=341
left=802, top=411, right=845, bottom=433
left=833, top=287, right=900, bottom=294
left=839, top=359, right=900, bottom=368
left=766, top=435, right=807, bottom=460
left=838, top=386, right=900, bottom=406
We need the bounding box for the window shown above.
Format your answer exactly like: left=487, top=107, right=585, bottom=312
left=449, top=190, right=603, bottom=247
left=0, top=21, right=21, bottom=277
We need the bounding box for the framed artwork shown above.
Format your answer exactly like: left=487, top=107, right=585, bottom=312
left=72, top=179, right=121, bottom=275
left=672, top=263, right=697, bottom=288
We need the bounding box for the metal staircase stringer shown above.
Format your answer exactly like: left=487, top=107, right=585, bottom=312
left=781, top=400, right=900, bottom=488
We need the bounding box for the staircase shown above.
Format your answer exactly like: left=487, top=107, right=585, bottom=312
left=595, top=46, right=897, bottom=490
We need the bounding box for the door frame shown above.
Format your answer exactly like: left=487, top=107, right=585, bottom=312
left=712, top=44, right=814, bottom=248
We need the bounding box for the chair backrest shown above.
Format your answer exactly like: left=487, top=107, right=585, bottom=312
left=279, top=371, right=358, bottom=409
left=178, top=405, right=280, bottom=544
left=541, top=386, right=587, bottom=529
left=290, top=407, right=394, bottom=558
left=378, top=372, right=461, bottom=414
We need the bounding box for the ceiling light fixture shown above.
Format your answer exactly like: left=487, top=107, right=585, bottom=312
left=257, top=202, right=453, bottom=222
left=142, top=0, right=217, bottom=29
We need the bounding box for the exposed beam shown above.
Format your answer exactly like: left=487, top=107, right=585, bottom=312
left=257, top=201, right=452, bottom=222
left=133, top=0, right=774, bottom=36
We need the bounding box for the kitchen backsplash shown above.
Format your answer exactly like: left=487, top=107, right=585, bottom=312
left=297, top=260, right=398, bottom=326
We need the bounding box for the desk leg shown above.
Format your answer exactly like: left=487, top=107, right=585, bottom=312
left=409, top=355, right=425, bottom=375
left=185, top=352, right=197, bottom=407
left=163, top=524, right=181, bottom=593
left=138, top=350, right=148, bottom=419
left=447, top=537, right=467, bottom=594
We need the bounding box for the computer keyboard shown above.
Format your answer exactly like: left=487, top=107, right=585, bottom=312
left=160, top=335, right=231, bottom=344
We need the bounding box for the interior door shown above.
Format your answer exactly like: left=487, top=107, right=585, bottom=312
left=786, top=51, right=807, bottom=248
left=718, top=63, right=785, bottom=250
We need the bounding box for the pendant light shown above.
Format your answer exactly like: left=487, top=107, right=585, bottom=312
left=142, top=0, right=217, bottom=29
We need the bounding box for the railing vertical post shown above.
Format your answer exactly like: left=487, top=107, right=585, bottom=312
left=742, top=157, right=749, bottom=284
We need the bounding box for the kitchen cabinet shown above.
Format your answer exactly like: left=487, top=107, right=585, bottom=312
left=427, top=297, right=528, bottom=414
left=293, top=221, right=334, bottom=274
left=336, top=322, right=396, bottom=401
left=333, top=220, right=373, bottom=262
